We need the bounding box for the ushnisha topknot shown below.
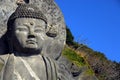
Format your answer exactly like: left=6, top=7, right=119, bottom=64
left=7, top=4, right=47, bottom=30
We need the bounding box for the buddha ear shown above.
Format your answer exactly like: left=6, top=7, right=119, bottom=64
left=46, top=24, right=58, bottom=38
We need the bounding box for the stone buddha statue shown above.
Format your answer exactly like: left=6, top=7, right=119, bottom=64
left=0, top=1, right=99, bottom=80
left=0, top=4, right=59, bottom=80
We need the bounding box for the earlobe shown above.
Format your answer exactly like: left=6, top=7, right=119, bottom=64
left=46, top=24, right=58, bottom=37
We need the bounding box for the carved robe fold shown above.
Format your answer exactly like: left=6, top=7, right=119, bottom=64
left=0, top=53, right=58, bottom=80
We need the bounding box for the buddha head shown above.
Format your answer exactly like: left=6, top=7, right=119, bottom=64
left=7, top=4, right=48, bottom=55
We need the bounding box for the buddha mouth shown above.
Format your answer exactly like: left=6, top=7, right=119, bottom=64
left=26, top=39, right=37, bottom=44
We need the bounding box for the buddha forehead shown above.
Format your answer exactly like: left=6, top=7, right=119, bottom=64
left=14, top=18, right=46, bottom=26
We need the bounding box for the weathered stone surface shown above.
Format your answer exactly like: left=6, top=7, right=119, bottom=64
left=58, top=56, right=98, bottom=80
left=0, top=3, right=60, bottom=80
left=1, top=54, right=58, bottom=80
left=0, top=0, right=66, bottom=60
left=0, top=1, right=67, bottom=79
left=0, top=0, right=98, bottom=80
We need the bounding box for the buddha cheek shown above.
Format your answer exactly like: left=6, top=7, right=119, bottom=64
left=36, top=34, right=45, bottom=49
left=15, top=31, right=28, bottom=47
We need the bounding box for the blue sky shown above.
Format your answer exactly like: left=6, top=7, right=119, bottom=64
left=55, top=0, right=120, bottom=62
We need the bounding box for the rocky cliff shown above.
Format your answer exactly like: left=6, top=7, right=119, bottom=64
left=66, top=27, right=120, bottom=80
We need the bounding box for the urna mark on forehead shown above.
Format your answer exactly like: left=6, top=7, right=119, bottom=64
left=7, top=4, right=58, bottom=38
left=14, top=18, right=46, bottom=27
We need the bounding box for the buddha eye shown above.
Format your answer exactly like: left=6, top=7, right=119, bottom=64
left=34, top=26, right=44, bottom=33
left=16, top=26, right=28, bottom=32
left=34, top=29, right=42, bottom=33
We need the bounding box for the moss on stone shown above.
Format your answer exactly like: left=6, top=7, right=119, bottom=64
left=0, top=63, right=3, bottom=72
left=62, top=47, right=86, bottom=67
left=85, top=69, right=94, bottom=76
left=62, top=46, right=95, bottom=76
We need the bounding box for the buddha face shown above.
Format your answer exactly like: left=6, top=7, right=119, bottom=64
left=12, top=18, right=47, bottom=54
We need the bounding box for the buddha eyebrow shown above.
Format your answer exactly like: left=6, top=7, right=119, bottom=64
left=35, top=25, right=42, bottom=27
left=23, top=23, right=30, bottom=27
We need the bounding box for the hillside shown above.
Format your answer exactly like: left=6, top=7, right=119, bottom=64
left=65, top=27, right=120, bottom=80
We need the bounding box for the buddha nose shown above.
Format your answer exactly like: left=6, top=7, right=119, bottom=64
left=28, top=29, right=35, bottom=38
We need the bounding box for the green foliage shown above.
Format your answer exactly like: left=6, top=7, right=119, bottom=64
left=0, top=63, right=3, bottom=72
left=66, top=26, right=74, bottom=45
left=66, top=26, right=120, bottom=80
left=85, top=69, right=94, bottom=75
left=62, top=47, right=85, bottom=67
left=62, top=46, right=95, bottom=76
